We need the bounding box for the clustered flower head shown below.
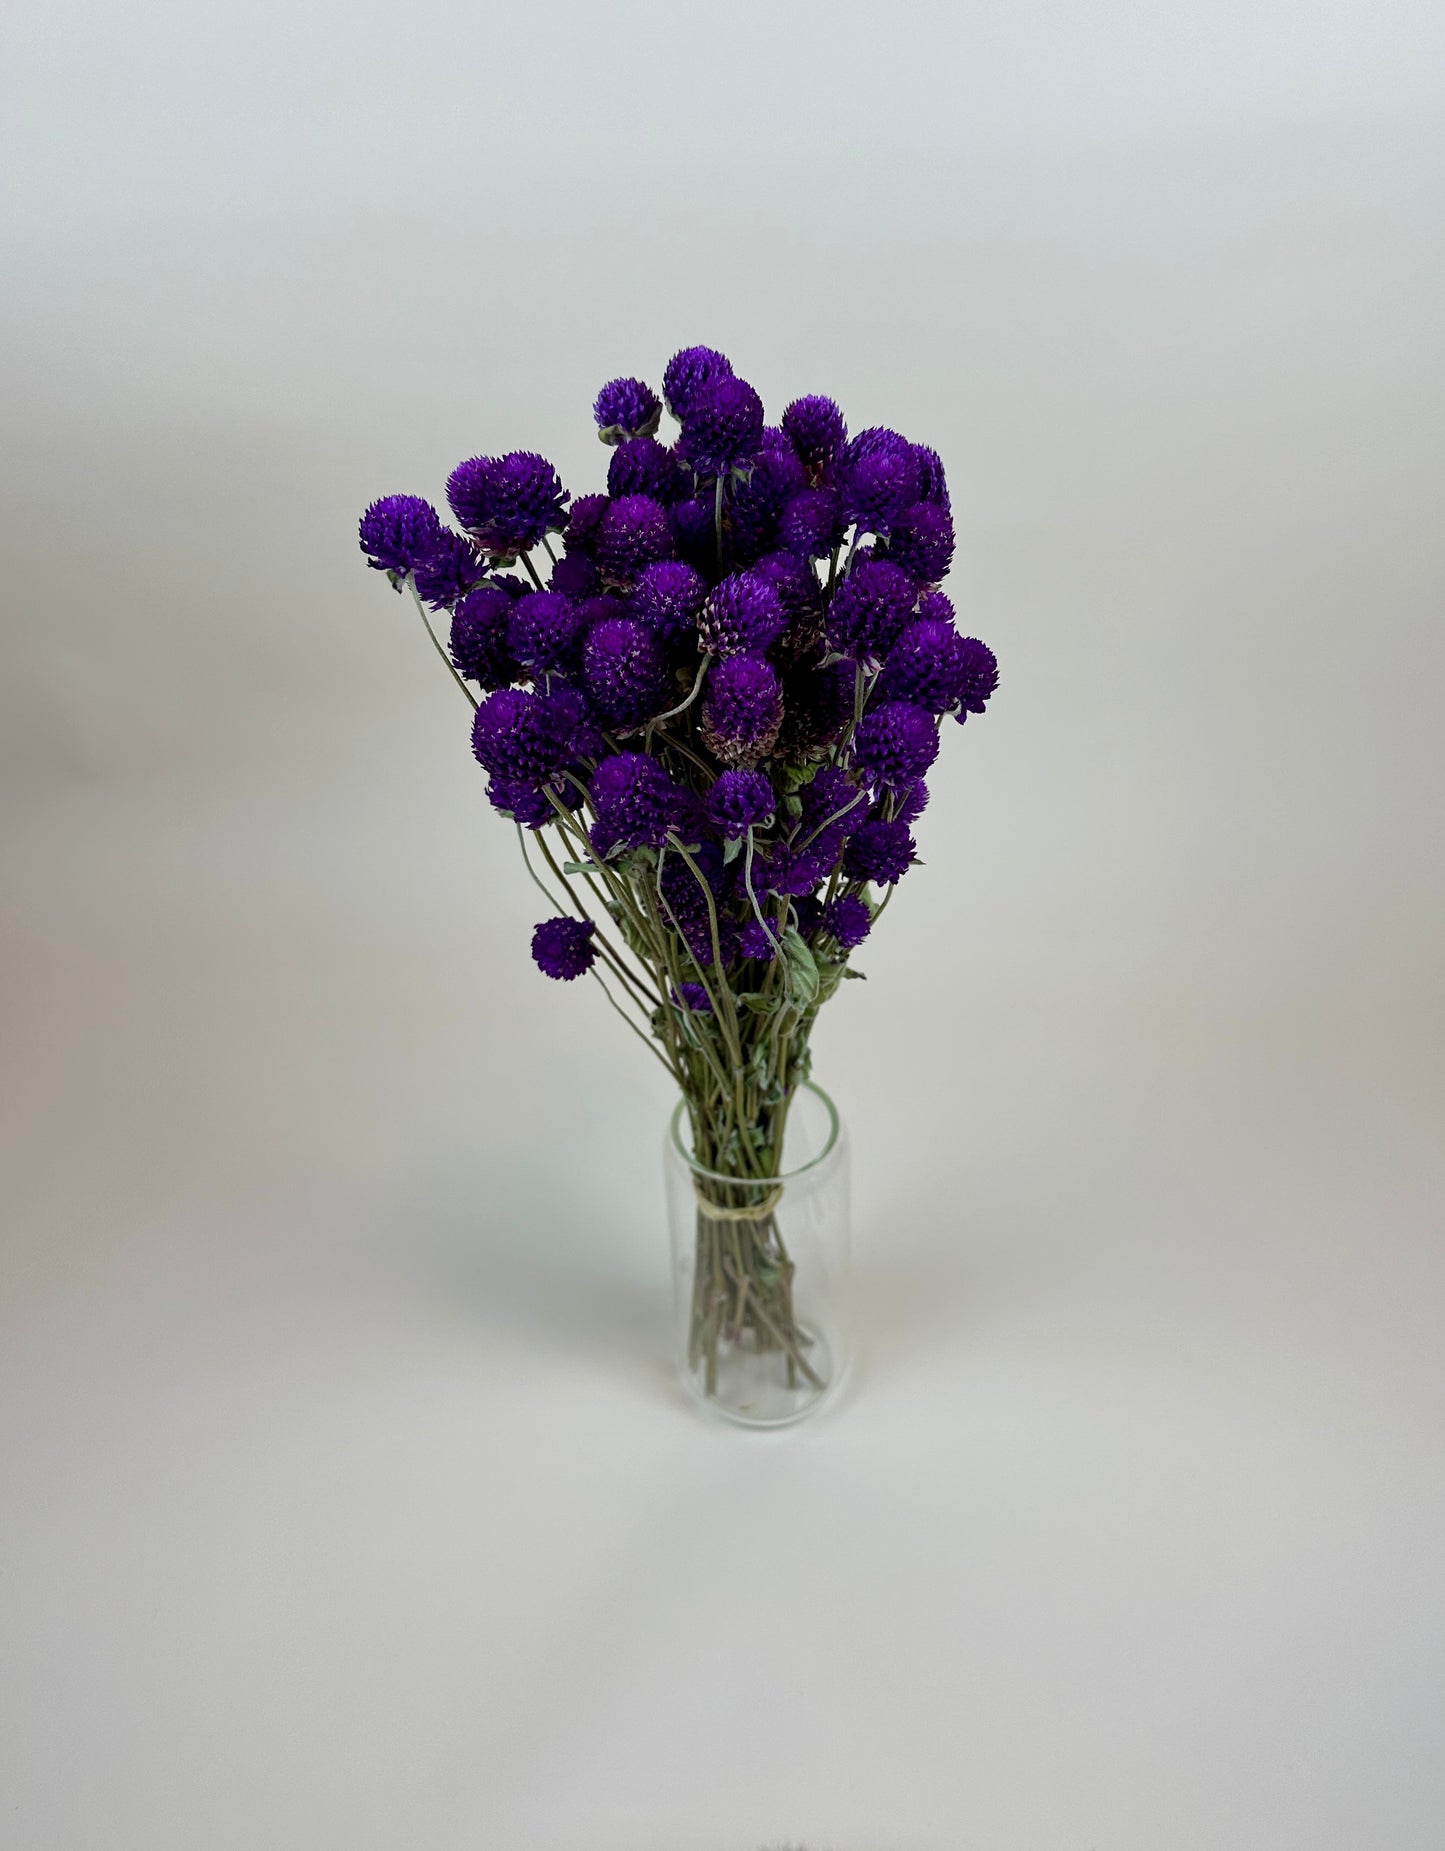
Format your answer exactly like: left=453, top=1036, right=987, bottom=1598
left=360, top=343, right=997, bottom=1000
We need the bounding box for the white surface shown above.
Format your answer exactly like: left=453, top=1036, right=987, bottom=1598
left=3, top=4, right=1445, bottom=1847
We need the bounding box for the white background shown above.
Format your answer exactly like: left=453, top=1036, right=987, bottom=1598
left=3, top=3, right=1444, bottom=1846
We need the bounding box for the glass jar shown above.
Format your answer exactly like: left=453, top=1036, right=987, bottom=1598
left=663, top=1081, right=850, bottom=1427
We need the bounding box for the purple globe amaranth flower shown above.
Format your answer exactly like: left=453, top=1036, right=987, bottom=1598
left=413, top=530, right=487, bottom=609
left=739, top=916, right=780, bottom=962
left=823, top=893, right=872, bottom=950
left=781, top=396, right=847, bottom=471
left=359, top=495, right=443, bottom=578
left=565, top=493, right=610, bottom=552
left=697, top=570, right=787, bottom=657
left=825, top=558, right=918, bottom=659
left=672, top=981, right=713, bottom=1013
left=754, top=549, right=820, bottom=626
left=630, top=559, right=707, bottom=650
left=471, top=685, right=585, bottom=784
left=531, top=916, right=597, bottom=981
left=589, top=751, right=682, bottom=852
left=447, top=451, right=569, bottom=554
left=891, top=778, right=930, bottom=826
left=878, top=617, right=970, bottom=713
left=507, top=590, right=587, bottom=676
left=596, top=494, right=674, bottom=583
left=802, top=763, right=869, bottom=837
left=662, top=345, right=734, bottom=421
left=913, top=444, right=951, bottom=511
left=700, top=653, right=783, bottom=766
left=706, top=768, right=776, bottom=838
left=607, top=435, right=685, bottom=505
left=549, top=550, right=599, bottom=598
left=955, top=636, right=999, bottom=718
left=669, top=494, right=715, bottom=567
left=843, top=434, right=923, bottom=535
left=852, top=700, right=940, bottom=787
left=594, top=377, right=662, bottom=444
left=792, top=894, right=826, bottom=934
left=450, top=586, right=521, bottom=690
left=780, top=487, right=845, bottom=559
left=488, top=777, right=556, bottom=828
left=680, top=375, right=765, bottom=477
left=778, top=657, right=854, bottom=757
left=888, top=502, right=955, bottom=584
left=842, top=818, right=916, bottom=886
left=581, top=617, right=669, bottom=727
left=727, top=447, right=807, bottom=561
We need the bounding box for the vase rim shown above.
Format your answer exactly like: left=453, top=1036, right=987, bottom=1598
left=669, top=1079, right=841, bottom=1187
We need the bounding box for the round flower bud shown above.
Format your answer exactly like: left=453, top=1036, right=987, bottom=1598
left=549, top=550, right=599, bottom=598
left=822, top=893, right=872, bottom=949
left=581, top=617, right=669, bottom=727
left=565, top=494, right=611, bottom=552
left=531, top=916, right=597, bottom=981
left=413, top=530, right=486, bottom=609
left=662, top=345, right=735, bottom=421
left=672, top=982, right=713, bottom=1013
left=706, top=768, right=776, bottom=838
left=842, top=818, right=916, bottom=886
left=955, top=637, right=999, bottom=716
left=589, top=751, right=682, bottom=851
left=739, top=917, right=780, bottom=962
left=843, top=435, right=923, bottom=535
left=607, top=435, right=686, bottom=505
left=824, top=558, right=918, bottom=659
left=488, top=778, right=555, bottom=828
left=852, top=700, right=940, bottom=787
left=450, top=586, right=520, bottom=690
left=359, top=495, right=443, bottom=576
left=471, top=686, right=582, bottom=784
left=680, top=375, right=765, bottom=477
left=780, top=487, right=845, bottom=559
left=878, top=618, right=969, bottom=713
left=446, top=451, right=569, bottom=553
left=593, top=377, right=662, bottom=444
left=630, top=559, right=708, bottom=650
left=596, top=494, right=674, bottom=583
left=781, top=396, right=847, bottom=471
left=697, top=570, right=788, bottom=657
left=888, top=502, right=955, bottom=583
left=913, top=444, right=951, bottom=511
left=728, top=446, right=807, bottom=560
left=700, top=654, right=783, bottom=766
left=507, top=591, right=586, bottom=676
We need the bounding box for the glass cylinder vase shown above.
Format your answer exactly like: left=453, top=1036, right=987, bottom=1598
left=663, top=1080, right=850, bottom=1428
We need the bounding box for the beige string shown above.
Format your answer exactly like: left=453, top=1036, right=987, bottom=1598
left=693, top=1181, right=784, bottom=1222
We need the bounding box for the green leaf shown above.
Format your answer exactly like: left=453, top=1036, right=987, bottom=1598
left=779, top=928, right=820, bottom=1009
left=722, top=835, right=743, bottom=864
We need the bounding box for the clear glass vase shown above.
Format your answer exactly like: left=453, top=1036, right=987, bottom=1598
left=663, top=1081, right=850, bottom=1428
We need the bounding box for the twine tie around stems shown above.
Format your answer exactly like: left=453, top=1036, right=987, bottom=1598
left=692, top=1181, right=785, bottom=1221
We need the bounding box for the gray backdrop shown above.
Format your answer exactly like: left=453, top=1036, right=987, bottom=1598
left=3, top=3, right=1444, bottom=1847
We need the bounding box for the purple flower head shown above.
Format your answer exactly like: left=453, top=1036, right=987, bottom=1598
left=823, top=893, right=872, bottom=950
left=739, top=916, right=780, bottom=962
left=792, top=894, right=826, bottom=935
left=843, top=432, right=923, bottom=535
left=565, top=493, right=611, bottom=552
left=596, top=494, right=674, bottom=584
left=781, top=396, right=847, bottom=471
left=359, top=495, right=443, bottom=577
left=916, top=586, right=956, bottom=624
left=680, top=375, right=765, bottom=477
left=662, top=345, right=734, bottom=421
left=589, top=751, right=682, bottom=852
left=487, top=777, right=555, bottom=828
left=778, top=657, right=854, bottom=757
left=672, top=982, right=713, bottom=1013
left=508, top=590, right=587, bottom=676
left=413, top=530, right=486, bottom=609
left=447, top=451, right=569, bottom=554
left=802, top=763, right=869, bottom=836
left=955, top=637, right=999, bottom=717
left=548, top=550, right=599, bottom=598
left=531, top=916, right=597, bottom=981
left=697, top=570, right=787, bottom=657
left=450, top=586, right=521, bottom=690
left=607, top=436, right=685, bottom=505
left=852, top=700, right=940, bottom=788
left=706, top=768, right=776, bottom=838
left=754, top=550, right=823, bottom=659
left=780, top=487, right=845, bottom=559
left=581, top=617, right=669, bottom=727
left=913, top=444, right=951, bottom=511
left=630, top=559, right=707, bottom=650
left=701, top=653, right=783, bottom=766
left=889, top=502, right=955, bottom=584
left=842, top=818, right=916, bottom=886
left=825, top=558, right=918, bottom=659
left=878, top=617, right=969, bottom=713
left=891, top=779, right=930, bottom=827
left=594, top=377, right=662, bottom=444
left=471, top=685, right=586, bottom=784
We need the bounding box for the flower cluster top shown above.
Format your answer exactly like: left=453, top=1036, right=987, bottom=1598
left=359, top=346, right=997, bottom=996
